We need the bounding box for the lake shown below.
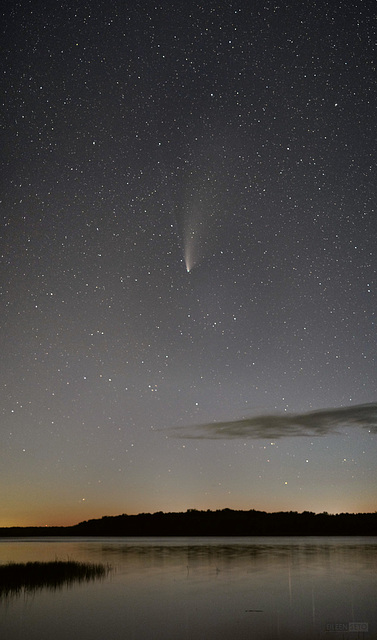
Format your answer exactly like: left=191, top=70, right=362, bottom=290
left=0, top=537, right=376, bottom=639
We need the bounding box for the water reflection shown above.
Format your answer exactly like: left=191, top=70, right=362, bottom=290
left=0, top=537, right=376, bottom=640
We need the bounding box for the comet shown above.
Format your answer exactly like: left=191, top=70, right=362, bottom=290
left=183, top=215, right=203, bottom=273
left=184, top=230, right=195, bottom=273
left=180, top=175, right=217, bottom=273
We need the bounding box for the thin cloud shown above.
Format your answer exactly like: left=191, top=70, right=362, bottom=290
left=172, top=403, right=377, bottom=440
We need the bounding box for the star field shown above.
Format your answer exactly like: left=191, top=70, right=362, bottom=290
left=1, top=0, right=376, bottom=525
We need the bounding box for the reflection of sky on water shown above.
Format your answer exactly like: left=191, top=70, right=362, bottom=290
left=1, top=538, right=376, bottom=640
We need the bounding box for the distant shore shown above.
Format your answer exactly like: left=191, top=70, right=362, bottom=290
left=1, top=509, right=376, bottom=537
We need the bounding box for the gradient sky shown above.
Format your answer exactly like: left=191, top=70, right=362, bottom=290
left=2, top=0, right=376, bottom=526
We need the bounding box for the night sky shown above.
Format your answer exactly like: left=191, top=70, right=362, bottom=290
left=2, top=0, right=377, bottom=526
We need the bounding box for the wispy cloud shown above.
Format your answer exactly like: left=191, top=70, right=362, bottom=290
left=172, top=403, right=377, bottom=440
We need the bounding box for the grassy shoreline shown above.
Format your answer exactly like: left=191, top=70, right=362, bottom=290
left=0, top=560, right=110, bottom=597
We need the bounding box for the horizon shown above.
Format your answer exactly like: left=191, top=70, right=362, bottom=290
left=2, top=505, right=377, bottom=530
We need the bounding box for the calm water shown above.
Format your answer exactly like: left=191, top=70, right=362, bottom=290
left=0, top=537, right=376, bottom=639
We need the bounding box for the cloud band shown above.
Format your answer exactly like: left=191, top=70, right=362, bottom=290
left=173, top=403, right=377, bottom=440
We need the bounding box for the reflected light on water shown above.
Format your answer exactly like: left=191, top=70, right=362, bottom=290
left=0, top=537, right=376, bottom=640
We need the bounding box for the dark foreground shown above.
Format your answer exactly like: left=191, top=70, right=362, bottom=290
left=1, top=508, right=376, bottom=537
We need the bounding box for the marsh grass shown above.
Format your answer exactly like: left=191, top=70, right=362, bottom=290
left=0, top=560, right=111, bottom=597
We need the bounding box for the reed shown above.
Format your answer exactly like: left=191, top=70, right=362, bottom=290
left=0, top=560, right=110, bottom=597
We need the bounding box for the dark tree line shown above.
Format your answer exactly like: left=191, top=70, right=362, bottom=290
left=1, top=509, right=376, bottom=537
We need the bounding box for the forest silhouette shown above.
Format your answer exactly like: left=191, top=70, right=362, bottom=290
left=1, top=509, right=376, bottom=537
